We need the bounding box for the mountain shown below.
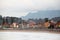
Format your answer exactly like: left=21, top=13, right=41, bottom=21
left=22, top=10, right=60, bottom=19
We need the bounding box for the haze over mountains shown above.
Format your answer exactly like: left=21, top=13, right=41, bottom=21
left=22, top=10, right=60, bottom=19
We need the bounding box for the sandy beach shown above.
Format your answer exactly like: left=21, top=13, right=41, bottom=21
left=0, top=29, right=60, bottom=34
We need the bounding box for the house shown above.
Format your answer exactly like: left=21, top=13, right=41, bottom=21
left=44, top=21, right=50, bottom=28
left=28, top=20, right=36, bottom=28
left=56, top=21, right=60, bottom=29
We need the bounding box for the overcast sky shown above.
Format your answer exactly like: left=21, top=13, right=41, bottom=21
left=0, top=0, right=60, bottom=17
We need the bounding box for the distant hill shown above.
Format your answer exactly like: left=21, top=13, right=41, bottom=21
left=22, top=10, right=60, bottom=19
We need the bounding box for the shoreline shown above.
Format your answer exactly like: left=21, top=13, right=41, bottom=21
left=0, top=29, right=60, bottom=34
